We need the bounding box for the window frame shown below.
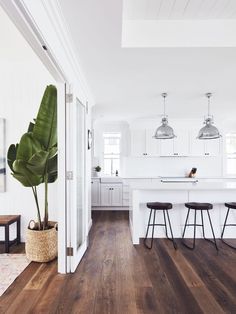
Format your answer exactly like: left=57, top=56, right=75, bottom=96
left=103, top=132, right=121, bottom=176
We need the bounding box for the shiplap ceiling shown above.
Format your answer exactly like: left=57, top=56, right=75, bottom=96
left=123, top=0, right=236, bottom=20
left=59, top=0, right=236, bottom=120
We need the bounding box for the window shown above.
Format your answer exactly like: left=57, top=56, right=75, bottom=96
left=103, top=132, right=121, bottom=176
left=226, top=133, right=236, bottom=175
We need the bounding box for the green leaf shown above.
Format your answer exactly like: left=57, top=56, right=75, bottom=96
left=27, top=150, right=49, bottom=175
left=48, top=146, right=57, bottom=159
left=33, top=85, right=57, bottom=150
left=7, top=144, right=18, bottom=172
left=13, top=160, right=42, bottom=187
left=28, top=122, right=35, bottom=132
left=47, top=154, right=57, bottom=183
left=16, top=133, right=42, bottom=162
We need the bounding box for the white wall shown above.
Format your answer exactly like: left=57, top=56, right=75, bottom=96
left=0, top=7, right=57, bottom=242
left=92, top=118, right=236, bottom=179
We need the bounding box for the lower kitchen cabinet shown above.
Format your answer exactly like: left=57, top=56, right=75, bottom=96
left=91, top=178, right=100, bottom=206
left=100, top=183, right=123, bottom=207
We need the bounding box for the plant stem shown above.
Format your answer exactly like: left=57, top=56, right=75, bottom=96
left=32, top=186, right=42, bottom=230
left=43, top=173, right=48, bottom=230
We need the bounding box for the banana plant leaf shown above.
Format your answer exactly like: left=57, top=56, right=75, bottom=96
left=7, top=144, right=18, bottom=172
left=27, top=150, right=49, bottom=175
left=16, top=133, right=42, bottom=162
left=33, top=85, right=57, bottom=150
left=13, top=159, right=42, bottom=187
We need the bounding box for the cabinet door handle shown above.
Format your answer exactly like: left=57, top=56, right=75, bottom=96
left=205, top=153, right=210, bottom=155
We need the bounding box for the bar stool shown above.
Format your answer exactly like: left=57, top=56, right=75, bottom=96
left=182, top=202, right=218, bottom=251
left=144, top=202, right=177, bottom=250
left=221, top=202, right=236, bottom=249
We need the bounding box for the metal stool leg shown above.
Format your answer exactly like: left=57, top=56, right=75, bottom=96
left=221, top=207, right=230, bottom=239
left=144, top=208, right=153, bottom=249
left=206, top=210, right=218, bottom=251
left=165, top=209, right=177, bottom=250
left=182, top=209, right=196, bottom=250
left=182, top=208, right=190, bottom=239
left=221, top=207, right=236, bottom=250
left=144, top=209, right=157, bottom=249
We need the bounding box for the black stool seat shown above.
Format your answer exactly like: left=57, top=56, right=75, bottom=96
left=225, top=202, right=236, bottom=209
left=185, top=202, right=213, bottom=210
left=147, top=202, right=172, bottom=210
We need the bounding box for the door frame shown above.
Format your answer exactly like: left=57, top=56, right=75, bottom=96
left=0, top=0, right=71, bottom=273
left=66, top=88, right=89, bottom=272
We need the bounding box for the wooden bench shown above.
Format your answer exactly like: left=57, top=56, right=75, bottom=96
left=0, top=215, right=21, bottom=253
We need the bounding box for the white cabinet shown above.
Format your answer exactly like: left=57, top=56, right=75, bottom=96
left=160, top=130, right=189, bottom=156
left=130, top=126, right=222, bottom=158
left=204, top=139, right=221, bottom=156
left=131, top=129, right=146, bottom=156
left=173, top=130, right=189, bottom=156
left=146, top=129, right=160, bottom=156
left=189, top=130, right=205, bottom=156
left=100, top=183, right=123, bottom=207
left=91, top=179, right=100, bottom=206
left=189, top=130, right=221, bottom=156
left=131, top=129, right=160, bottom=157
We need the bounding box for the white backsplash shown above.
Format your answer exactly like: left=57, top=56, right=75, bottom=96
left=122, top=156, right=223, bottom=178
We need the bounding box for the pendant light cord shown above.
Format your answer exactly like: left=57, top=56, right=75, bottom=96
left=208, top=95, right=210, bottom=116
left=206, top=92, right=212, bottom=117
left=162, top=92, right=167, bottom=117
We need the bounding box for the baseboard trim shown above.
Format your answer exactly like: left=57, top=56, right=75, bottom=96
left=92, top=206, right=129, bottom=211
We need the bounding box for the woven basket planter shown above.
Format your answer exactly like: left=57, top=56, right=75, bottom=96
left=26, top=221, right=58, bottom=262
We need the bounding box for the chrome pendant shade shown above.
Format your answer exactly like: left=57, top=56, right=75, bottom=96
left=153, top=93, right=176, bottom=139
left=197, top=93, right=221, bottom=140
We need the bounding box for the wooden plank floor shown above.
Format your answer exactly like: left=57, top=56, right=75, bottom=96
left=0, top=210, right=236, bottom=313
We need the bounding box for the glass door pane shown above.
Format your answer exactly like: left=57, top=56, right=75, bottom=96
left=76, top=98, right=85, bottom=248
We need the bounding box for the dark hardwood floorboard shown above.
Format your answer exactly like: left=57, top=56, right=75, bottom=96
left=0, top=210, right=236, bottom=314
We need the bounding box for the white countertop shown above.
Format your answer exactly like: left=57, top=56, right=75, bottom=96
left=130, top=181, right=236, bottom=191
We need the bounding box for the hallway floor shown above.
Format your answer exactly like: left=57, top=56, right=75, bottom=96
left=0, top=210, right=236, bottom=313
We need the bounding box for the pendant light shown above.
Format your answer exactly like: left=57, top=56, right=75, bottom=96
left=153, top=93, right=176, bottom=139
left=197, top=93, right=221, bottom=140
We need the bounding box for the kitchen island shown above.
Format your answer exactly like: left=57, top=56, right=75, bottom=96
left=129, top=180, right=236, bottom=244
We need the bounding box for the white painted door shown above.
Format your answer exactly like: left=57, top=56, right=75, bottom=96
left=67, top=94, right=88, bottom=273
left=91, top=179, right=100, bottom=206
left=111, top=184, right=123, bottom=206
left=100, top=184, right=111, bottom=206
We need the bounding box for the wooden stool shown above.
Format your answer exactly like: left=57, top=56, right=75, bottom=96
left=0, top=215, right=21, bottom=253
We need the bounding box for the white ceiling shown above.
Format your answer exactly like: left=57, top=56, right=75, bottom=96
left=59, top=0, right=236, bottom=121
left=123, top=0, right=236, bottom=20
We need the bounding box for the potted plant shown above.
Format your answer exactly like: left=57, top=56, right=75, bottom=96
left=7, top=85, right=58, bottom=262
left=94, top=165, right=101, bottom=177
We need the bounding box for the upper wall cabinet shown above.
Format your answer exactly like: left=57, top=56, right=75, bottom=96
left=130, top=127, right=222, bottom=158
left=131, top=129, right=160, bottom=157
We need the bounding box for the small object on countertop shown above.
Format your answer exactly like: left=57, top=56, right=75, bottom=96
left=116, top=170, right=118, bottom=176
left=188, top=168, right=197, bottom=178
